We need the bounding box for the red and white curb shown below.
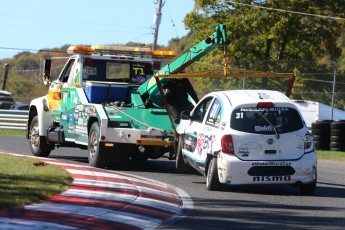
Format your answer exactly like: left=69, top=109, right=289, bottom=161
left=0, top=152, right=193, bottom=229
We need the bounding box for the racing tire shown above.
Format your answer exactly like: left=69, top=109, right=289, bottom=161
left=330, top=129, right=345, bottom=137
left=312, top=135, right=330, bottom=142
left=29, top=116, right=51, bottom=157
left=206, top=157, right=221, bottom=191
left=176, top=135, right=190, bottom=171
left=88, top=122, right=105, bottom=168
left=313, top=140, right=330, bottom=150
left=300, top=180, right=317, bottom=196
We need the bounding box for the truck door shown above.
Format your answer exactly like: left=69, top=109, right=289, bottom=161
left=58, top=59, right=78, bottom=141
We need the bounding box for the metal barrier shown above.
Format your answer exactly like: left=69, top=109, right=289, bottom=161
left=0, top=109, right=28, bottom=130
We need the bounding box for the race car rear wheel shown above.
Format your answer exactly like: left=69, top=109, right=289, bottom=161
left=88, top=122, right=105, bottom=168
left=29, top=116, right=51, bottom=157
left=206, top=157, right=221, bottom=191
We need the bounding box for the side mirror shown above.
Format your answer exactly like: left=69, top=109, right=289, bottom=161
left=42, top=58, right=52, bottom=86
left=180, top=110, right=191, bottom=120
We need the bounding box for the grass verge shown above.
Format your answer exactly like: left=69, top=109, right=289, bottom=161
left=0, top=129, right=26, bottom=136
left=316, top=150, right=345, bottom=162
left=0, top=153, right=73, bottom=210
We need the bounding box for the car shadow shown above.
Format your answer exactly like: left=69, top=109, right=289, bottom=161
left=192, top=181, right=345, bottom=198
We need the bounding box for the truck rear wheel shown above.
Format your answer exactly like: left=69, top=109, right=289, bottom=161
left=29, top=116, right=51, bottom=157
left=88, top=122, right=105, bottom=168
left=176, top=135, right=190, bottom=171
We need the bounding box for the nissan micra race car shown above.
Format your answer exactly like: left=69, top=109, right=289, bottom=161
left=175, top=90, right=317, bottom=195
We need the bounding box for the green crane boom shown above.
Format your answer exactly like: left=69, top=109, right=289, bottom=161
left=137, top=24, right=229, bottom=97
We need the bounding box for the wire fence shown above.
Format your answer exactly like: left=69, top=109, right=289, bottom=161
left=1, top=60, right=345, bottom=111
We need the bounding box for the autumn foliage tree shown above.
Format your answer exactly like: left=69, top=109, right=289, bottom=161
left=183, top=0, right=345, bottom=97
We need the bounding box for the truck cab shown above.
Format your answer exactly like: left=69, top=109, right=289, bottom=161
left=27, top=45, right=179, bottom=167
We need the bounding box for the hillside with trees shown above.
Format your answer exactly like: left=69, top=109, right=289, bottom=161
left=1, top=0, right=345, bottom=108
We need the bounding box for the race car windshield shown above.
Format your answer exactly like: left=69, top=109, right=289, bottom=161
left=82, top=59, right=153, bottom=84
left=230, top=107, right=304, bottom=134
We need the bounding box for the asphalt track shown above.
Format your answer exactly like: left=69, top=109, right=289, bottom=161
left=0, top=153, right=193, bottom=229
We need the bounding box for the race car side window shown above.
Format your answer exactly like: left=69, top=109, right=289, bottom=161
left=205, top=98, right=222, bottom=128
left=192, top=96, right=214, bottom=123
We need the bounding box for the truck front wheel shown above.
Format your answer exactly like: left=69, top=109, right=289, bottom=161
left=29, top=116, right=51, bottom=157
left=88, top=122, right=105, bottom=168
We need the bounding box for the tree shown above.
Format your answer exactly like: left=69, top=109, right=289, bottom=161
left=183, top=0, right=345, bottom=96
left=186, top=0, right=345, bottom=62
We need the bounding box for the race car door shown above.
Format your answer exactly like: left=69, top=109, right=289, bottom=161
left=183, top=96, right=223, bottom=172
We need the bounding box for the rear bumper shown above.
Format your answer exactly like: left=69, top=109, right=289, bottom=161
left=103, top=127, right=174, bottom=147
left=217, top=151, right=317, bottom=185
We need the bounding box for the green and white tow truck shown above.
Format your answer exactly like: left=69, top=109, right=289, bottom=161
left=27, top=24, right=229, bottom=168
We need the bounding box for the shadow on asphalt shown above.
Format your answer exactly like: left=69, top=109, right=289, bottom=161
left=106, top=159, right=199, bottom=175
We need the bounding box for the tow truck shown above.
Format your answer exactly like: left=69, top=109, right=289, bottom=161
left=27, top=24, right=295, bottom=168
left=27, top=24, right=231, bottom=168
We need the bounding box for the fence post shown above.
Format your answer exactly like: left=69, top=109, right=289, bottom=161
left=331, top=63, right=337, bottom=120
left=2, top=63, right=9, bottom=91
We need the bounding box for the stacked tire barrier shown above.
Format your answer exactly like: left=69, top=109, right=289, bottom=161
left=330, top=120, right=345, bottom=151
left=311, top=120, right=332, bottom=150
left=311, top=120, right=345, bottom=151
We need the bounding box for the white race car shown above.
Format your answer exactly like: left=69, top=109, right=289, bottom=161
left=176, top=90, right=317, bottom=195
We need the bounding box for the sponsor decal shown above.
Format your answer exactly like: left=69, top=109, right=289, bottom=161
left=221, top=122, right=226, bottom=130
left=253, top=176, right=291, bottom=182
left=252, top=162, right=291, bottom=166
left=255, top=125, right=272, bottom=132
left=197, top=133, right=215, bottom=155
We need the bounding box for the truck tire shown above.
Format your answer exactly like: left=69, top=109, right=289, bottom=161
left=29, top=116, right=51, bottom=157
left=88, top=122, right=105, bottom=168
left=176, top=135, right=190, bottom=171
left=206, top=157, right=221, bottom=191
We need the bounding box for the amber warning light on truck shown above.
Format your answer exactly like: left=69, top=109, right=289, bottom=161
left=67, top=45, right=176, bottom=59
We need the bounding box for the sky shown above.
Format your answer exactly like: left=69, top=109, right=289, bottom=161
left=0, top=0, right=195, bottom=60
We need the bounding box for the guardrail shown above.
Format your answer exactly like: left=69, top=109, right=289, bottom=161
left=0, top=109, right=28, bottom=130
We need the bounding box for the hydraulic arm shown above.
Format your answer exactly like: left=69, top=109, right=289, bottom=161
left=137, top=24, right=229, bottom=98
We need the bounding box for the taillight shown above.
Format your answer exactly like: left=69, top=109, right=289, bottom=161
left=108, top=121, right=118, bottom=127
left=304, top=133, right=314, bottom=153
left=108, top=122, right=130, bottom=128
left=52, top=92, right=61, bottom=100
left=221, top=135, right=234, bottom=154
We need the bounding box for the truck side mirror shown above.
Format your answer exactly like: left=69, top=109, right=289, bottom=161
left=43, top=59, right=52, bottom=86
left=180, top=110, right=191, bottom=120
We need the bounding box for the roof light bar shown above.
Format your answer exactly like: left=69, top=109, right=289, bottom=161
left=67, top=46, right=93, bottom=55
left=151, top=50, right=176, bottom=58
left=67, top=44, right=176, bottom=59
left=92, top=45, right=151, bottom=55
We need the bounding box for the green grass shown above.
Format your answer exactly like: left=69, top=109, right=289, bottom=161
left=316, top=150, right=345, bottom=162
left=0, top=153, right=73, bottom=210
left=0, top=129, right=26, bottom=136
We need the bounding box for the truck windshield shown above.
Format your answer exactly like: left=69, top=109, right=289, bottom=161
left=230, top=107, right=304, bottom=134
left=82, top=59, right=153, bottom=84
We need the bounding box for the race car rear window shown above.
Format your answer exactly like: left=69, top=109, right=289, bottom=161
left=230, top=106, right=304, bottom=134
